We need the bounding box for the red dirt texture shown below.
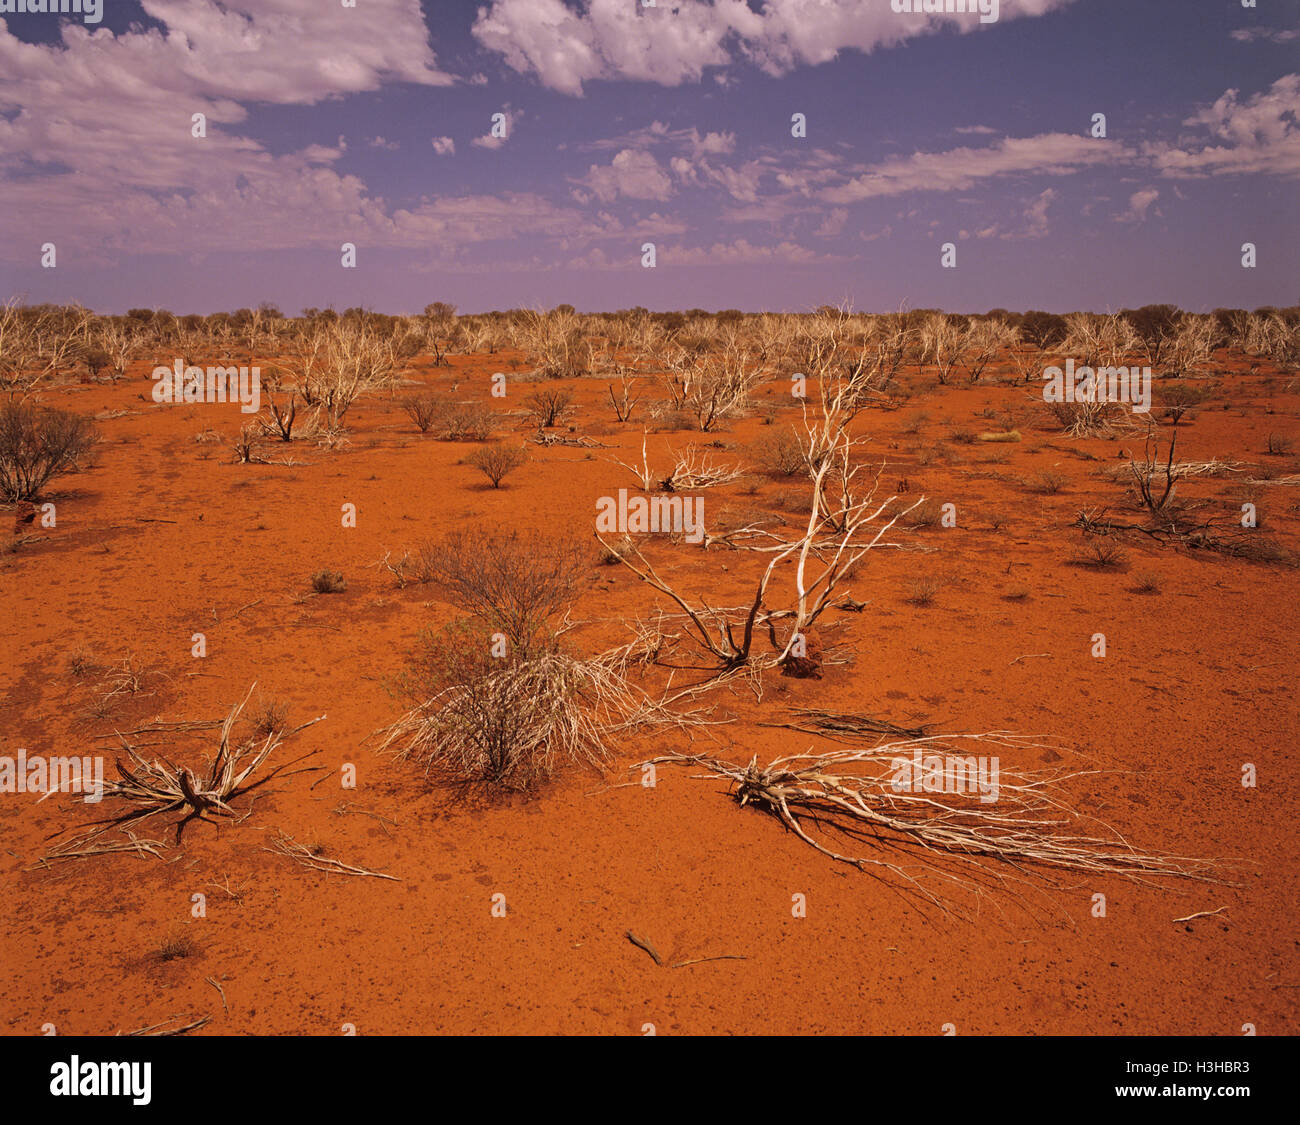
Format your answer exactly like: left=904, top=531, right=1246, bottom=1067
left=2, top=333, right=1297, bottom=1037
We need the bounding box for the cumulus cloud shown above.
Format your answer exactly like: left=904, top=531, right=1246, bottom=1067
left=578, top=149, right=675, bottom=203
left=1120, top=188, right=1160, bottom=223
left=1146, top=74, right=1300, bottom=178
left=472, top=0, right=1075, bottom=95
left=431, top=136, right=456, bottom=155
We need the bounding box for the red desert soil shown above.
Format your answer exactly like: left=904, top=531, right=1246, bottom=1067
left=2, top=352, right=1297, bottom=1035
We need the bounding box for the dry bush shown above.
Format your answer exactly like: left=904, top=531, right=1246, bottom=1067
left=525, top=387, right=572, bottom=428
left=1164, top=315, right=1218, bottom=378
left=416, top=529, right=588, bottom=657
left=467, top=442, right=527, bottom=488
left=288, top=319, right=405, bottom=428
left=1159, top=381, right=1211, bottom=425
left=749, top=427, right=806, bottom=477
left=664, top=344, right=764, bottom=431
left=521, top=308, right=592, bottom=378
left=1134, top=571, right=1162, bottom=594
left=0, top=402, right=99, bottom=501
left=74, top=685, right=325, bottom=844
left=435, top=401, right=496, bottom=441
left=906, top=576, right=941, bottom=606
left=0, top=301, right=93, bottom=395
left=1128, top=430, right=1180, bottom=515
left=918, top=314, right=965, bottom=385
left=310, top=569, right=347, bottom=593
left=607, top=374, right=642, bottom=422
left=1030, top=468, right=1070, bottom=495
left=258, top=388, right=317, bottom=443
left=962, top=318, right=1015, bottom=382
left=906, top=498, right=944, bottom=528
left=378, top=619, right=616, bottom=790
left=403, top=393, right=442, bottom=433
left=1073, top=536, right=1127, bottom=568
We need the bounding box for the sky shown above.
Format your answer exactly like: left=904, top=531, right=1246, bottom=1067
left=0, top=0, right=1297, bottom=315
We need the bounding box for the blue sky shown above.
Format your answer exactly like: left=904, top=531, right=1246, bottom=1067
left=1, top=0, right=1296, bottom=314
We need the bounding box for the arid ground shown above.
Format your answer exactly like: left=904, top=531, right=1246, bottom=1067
left=3, top=335, right=1297, bottom=1036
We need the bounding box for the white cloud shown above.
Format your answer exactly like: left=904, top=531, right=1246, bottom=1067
left=822, top=133, right=1128, bottom=202
left=578, top=149, right=675, bottom=203
left=432, top=136, right=456, bottom=155
left=1120, top=188, right=1159, bottom=223
left=1146, top=74, right=1300, bottom=178
left=665, top=238, right=831, bottom=265
left=1230, top=27, right=1299, bottom=43
left=472, top=0, right=1074, bottom=95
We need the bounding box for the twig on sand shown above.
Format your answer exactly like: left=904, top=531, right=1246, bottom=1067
left=671, top=954, right=747, bottom=969
left=31, top=831, right=169, bottom=869
left=625, top=930, right=664, bottom=966
left=1009, top=653, right=1052, bottom=666
left=119, top=1013, right=211, bottom=1036
left=264, top=830, right=399, bottom=881
left=1172, top=906, right=1228, bottom=923
left=205, top=977, right=229, bottom=1012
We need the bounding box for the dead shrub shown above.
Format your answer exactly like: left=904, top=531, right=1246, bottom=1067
left=0, top=402, right=99, bottom=501
left=467, top=442, right=527, bottom=488
left=416, top=529, right=588, bottom=657
left=403, top=393, right=442, bottom=434
left=525, top=388, right=572, bottom=428
left=749, top=428, right=806, bottom=477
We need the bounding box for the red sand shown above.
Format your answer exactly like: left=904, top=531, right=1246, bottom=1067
left=2, top=352, right=1297, bottom=1035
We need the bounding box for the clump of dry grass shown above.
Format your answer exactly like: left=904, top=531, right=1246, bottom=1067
left=378, top=624, right=681, bottom=792
left=1133, top=571, right=1162, bottom=594
left=72, top=685, right=325, bottom=844
left=310, top=569, right=347, bottom=593
left=906, top=576, right=941, bottom=606
left=1030, top=468, right=1070, bottom=494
